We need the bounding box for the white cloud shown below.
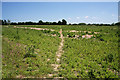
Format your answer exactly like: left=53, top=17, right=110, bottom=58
left=92, top=17, right=97, bottom=19
left=85, top=16, right=89, bottom=19
left=76, top=17, right=80, bottom=19
left=68, top=18, right=71, bottom=20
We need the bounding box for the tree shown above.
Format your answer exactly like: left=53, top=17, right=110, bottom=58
left=62, top=19, right=67, bottom=25
left=7, top=20, right=11, bottom=25
left=72, top=24, right=77, bottom=25
left=58, top=21, right=62, bottom=25
left=115, top=22, right=120, bottom=26
left=52, top=22, right=57, bottom=25
left=78, top=23, right=86, bottom=25
left=111, top=23, right=115, bottom=26
left=4, top=20, right=7, bottom=25
left=45, top=22, right=50, bottom=25
left=38, top=20, right=43, bottom=25
left=11, top=22, right=17, bottom=25
left=2, top=20, right=4, bottom=25
left=0, top=20, right=2, bottom=25
left=25, top=21, right=33, bottom=25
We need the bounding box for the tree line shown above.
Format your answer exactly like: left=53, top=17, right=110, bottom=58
left=1, top=19, right=67, bottom=25
left=0, top=19, right=120, bottom=26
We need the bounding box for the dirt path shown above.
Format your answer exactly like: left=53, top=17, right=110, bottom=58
left=49, top=29, right=64, bottom=77
left=56, top=29, right=64, bottom=63
left=12, top=26, right=55, bottom=31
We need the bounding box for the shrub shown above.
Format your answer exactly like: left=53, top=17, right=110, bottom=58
left=24, top=45, right=37, bottom=58
left=68, top=33, right=73, bottom=37
left=105, top=54, right=113, bottom=62
left=86, top=31, right=88, bottom=34
left=27, top=67, right=33, bottom=71
left=100, top=38, right=104, bottom=41
left=92, top=32, right=94, bottom=34
left=88, top=33, right=92, bottom=35
left=82, top=33, right=86, bottom=35
left=96, top=34, right=102, bottom=38
left=73, top=35, right=75, bottom=37
left=88, top=70, right=95, bottom=78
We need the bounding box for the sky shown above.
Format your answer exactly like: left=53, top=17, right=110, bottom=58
left=1, top=0, right=119, bottom=2
left=2, top=2, right=118, bottom=24
left=118, top=1, right=120, bottom=22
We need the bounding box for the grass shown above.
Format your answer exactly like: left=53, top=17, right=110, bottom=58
left=2, top=25, right=119, bottom=78
left=2, top=26, right=61, bottom=78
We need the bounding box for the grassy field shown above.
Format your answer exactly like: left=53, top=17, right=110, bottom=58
left=2, top=26, right=61, bottom=78
left=2, top=25, right=119, bottom=78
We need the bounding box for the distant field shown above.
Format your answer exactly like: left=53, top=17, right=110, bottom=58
left=2, top=25, right=119, bottom=78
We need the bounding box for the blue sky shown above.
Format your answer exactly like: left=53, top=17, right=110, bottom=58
left=2, top=0, right=119, bottom=2
left=2, top=2, right=118, bottom=24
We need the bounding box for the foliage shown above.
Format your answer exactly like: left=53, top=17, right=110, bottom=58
left=2, top=26, right=60, bottom=78
left=24, top=45, right=37, bottom=58
left=2, top=25, right=119, bottom=78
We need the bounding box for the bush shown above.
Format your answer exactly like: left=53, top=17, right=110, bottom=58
left=51, top=31, right=56, bottom=34
left=105, top=54, right=113, bottom=62
left=88, top=70, right=95, bottom=78
left=68, top=33, right=73, bottom=37
left=100, top=38, right=104, bottom=41
left=82, top=33, right=86, bottom=35
left=96, top=34, right=102, bottom=38
left=88, top=33, right=92, bottom=35
left=86, top=31, right=88, bottom=34
left=27, top=67, right=33, bottom=71
left=42, top=30, right=50, bottom=33
left=24, top=45, right=37, bottom=58
left=73, top=35, right=75, bottom=37
left=14, top=35, right=20, bottom=40
left=92, top=32, right=94, bottom=34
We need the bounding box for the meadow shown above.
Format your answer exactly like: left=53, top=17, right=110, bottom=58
left=2, top=25, right=119, bottom=78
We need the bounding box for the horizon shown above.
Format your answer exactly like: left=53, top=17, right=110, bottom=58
left=2, top=19, right=118, bottom=25
left=2, top=2, right=118, bottom=24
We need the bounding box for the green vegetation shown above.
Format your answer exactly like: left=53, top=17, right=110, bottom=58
left=60, top=38, right=118, bottom=78
left=2, top=25, right=119, bottom=78
left=2, top=26, right=60, bottom=78
left=59, top=25, right=118, bottom=78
